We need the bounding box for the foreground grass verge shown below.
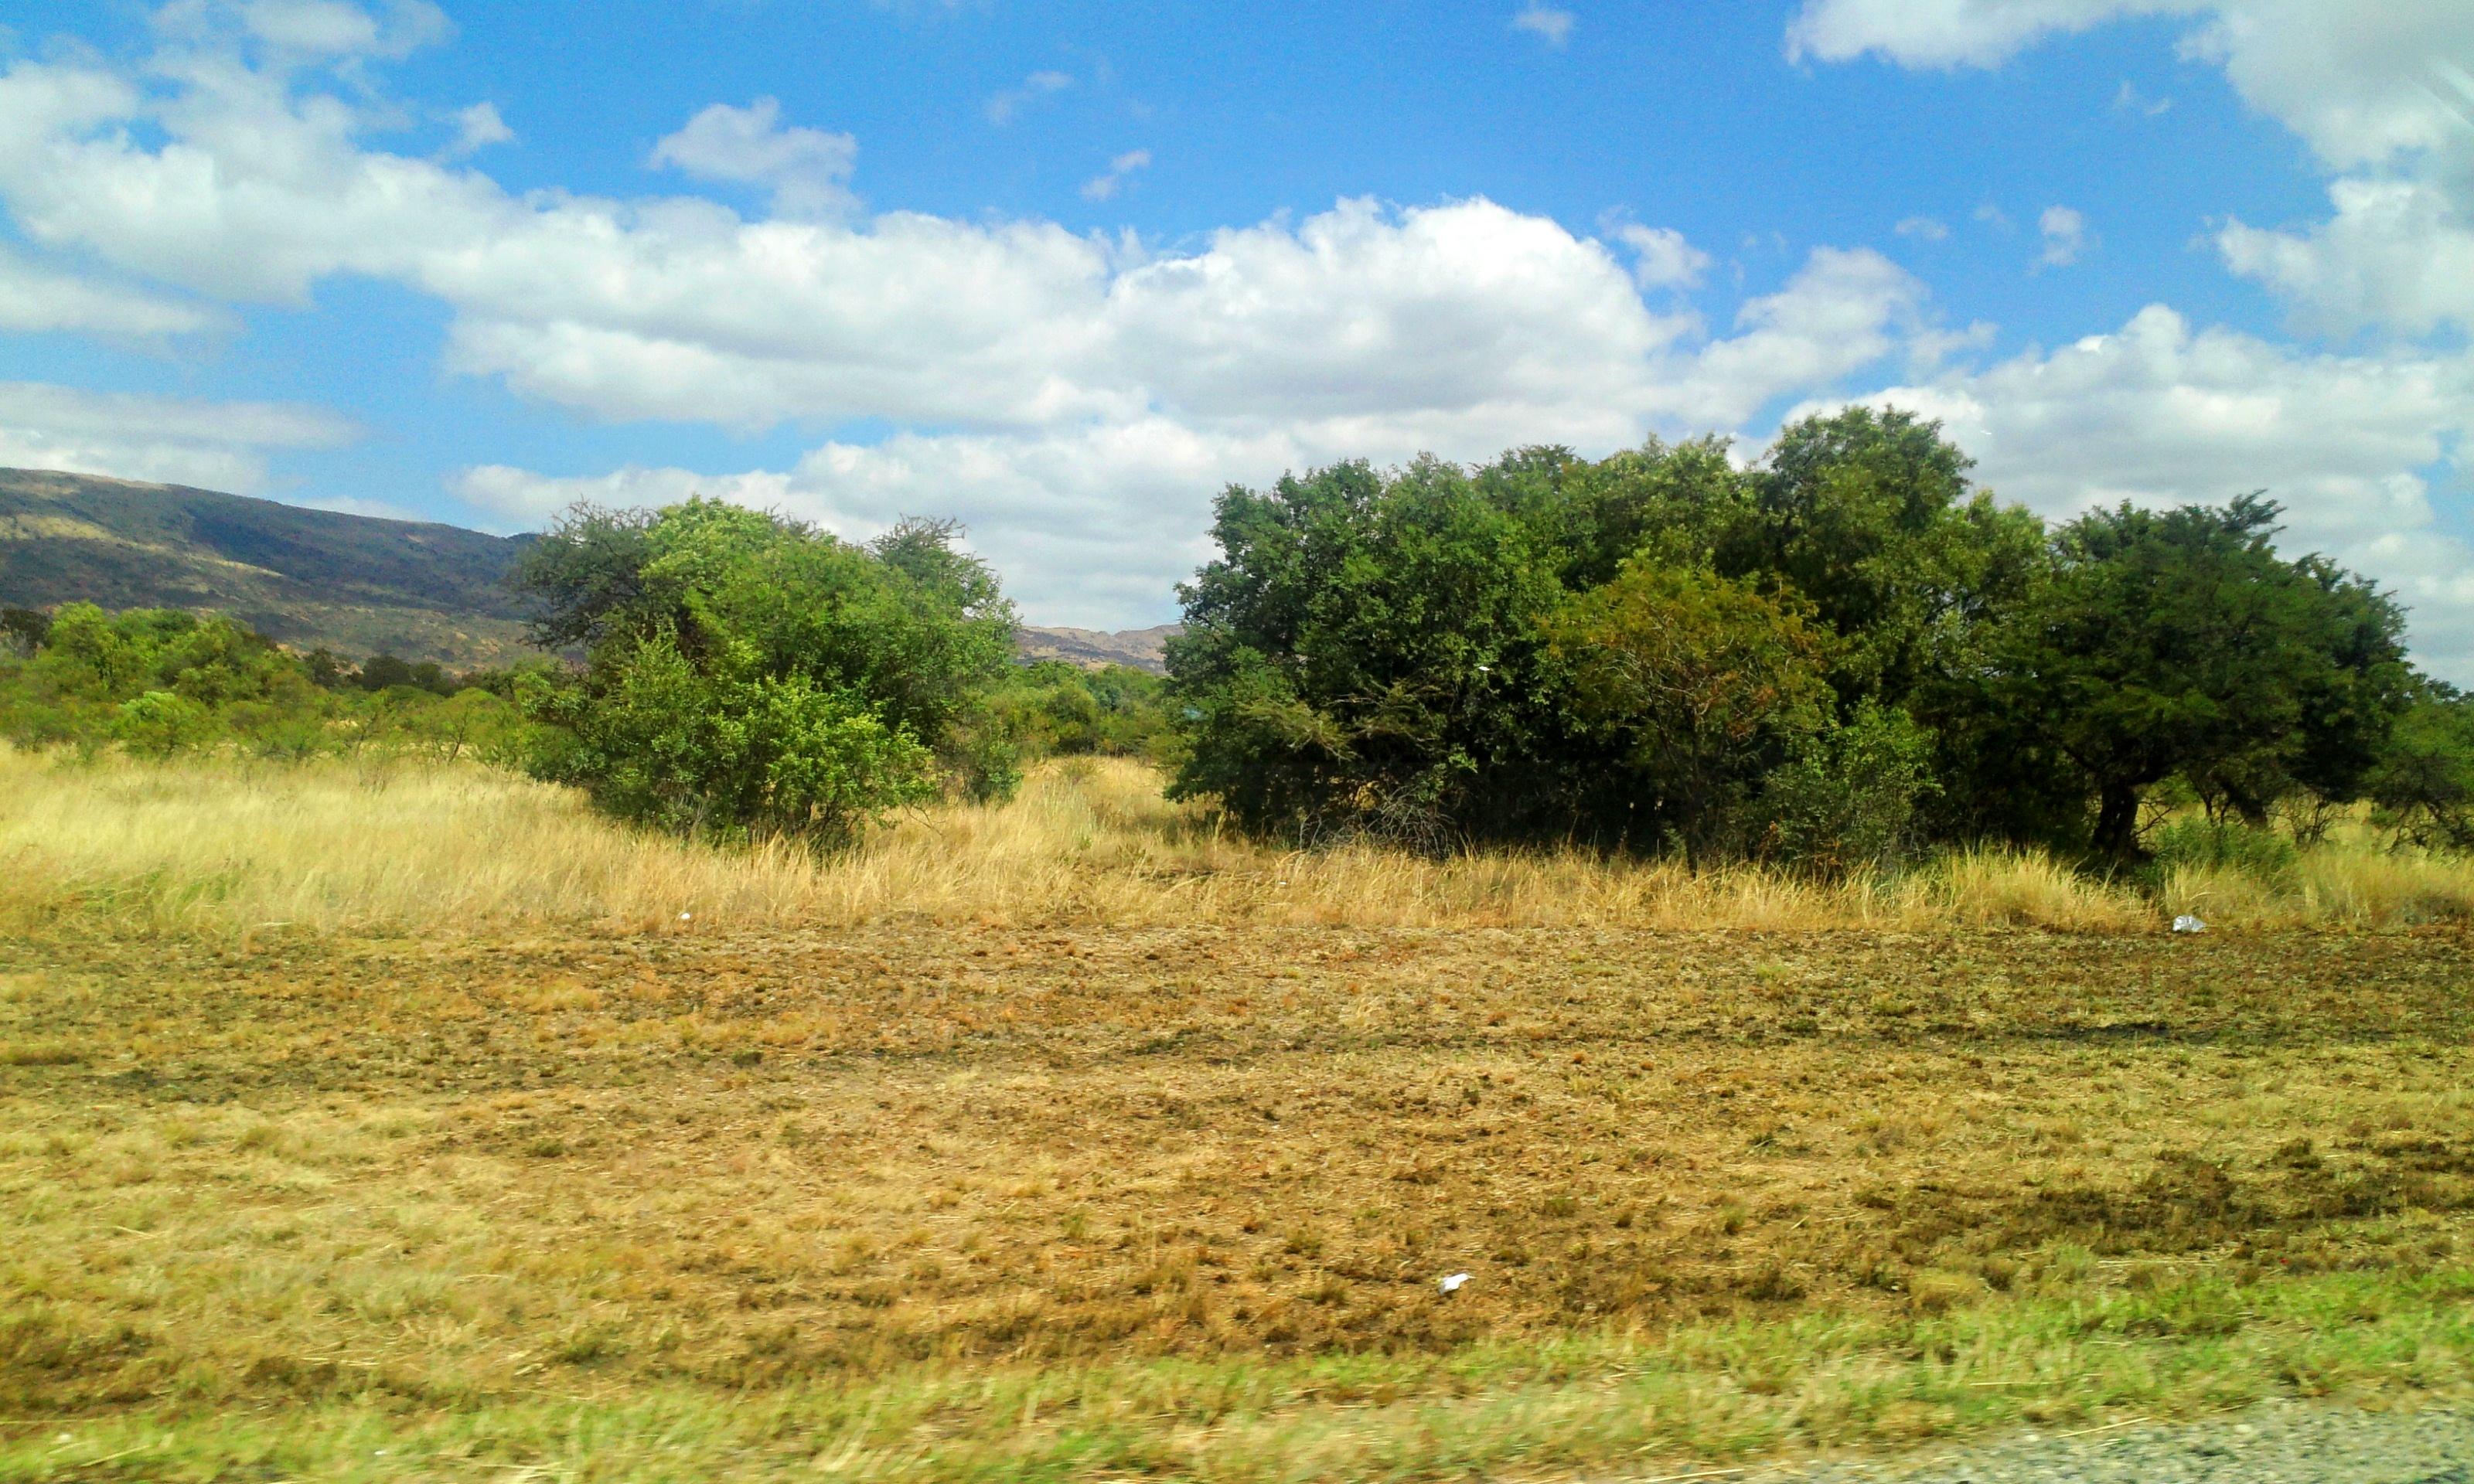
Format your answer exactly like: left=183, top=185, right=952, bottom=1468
left=6, top=747, right=2474, bottom=936
left=7, top=923, right=2473, bottom=1479
left=6, top=1269, right=2471, bottom=1482
left=9, top=753, right=2474, bottom=1479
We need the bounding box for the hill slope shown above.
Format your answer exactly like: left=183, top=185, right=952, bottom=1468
left=0, top=468, right=1174, bottom=672
left=0, top=468, right=536, bottom=666
left=1014, top=622, right=1179, bottom=671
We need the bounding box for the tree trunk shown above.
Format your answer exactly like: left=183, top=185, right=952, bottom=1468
left=2093, top=781, right=2142, bottom=861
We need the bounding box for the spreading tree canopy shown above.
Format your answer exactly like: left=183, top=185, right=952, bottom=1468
left=1978, top=495, right=2412, bottom=858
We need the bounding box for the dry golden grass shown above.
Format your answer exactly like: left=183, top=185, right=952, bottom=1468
left=9, top=744, right=2469, bottom=939
left=9, top=751, right=2474, bottom=1478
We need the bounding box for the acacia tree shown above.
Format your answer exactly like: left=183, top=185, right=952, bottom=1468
left=1980, top=495, right=2411, bottom=859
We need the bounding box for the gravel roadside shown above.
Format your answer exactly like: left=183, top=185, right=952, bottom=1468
left=1692, top=1401, right=2474, bottom=1483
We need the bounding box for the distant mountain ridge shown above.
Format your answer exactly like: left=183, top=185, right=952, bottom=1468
left=0, top=468, right=538, bottom=667
left=1015, top=623, right=1179, bottom=672
left=0, top=468, right=1174, bottom=672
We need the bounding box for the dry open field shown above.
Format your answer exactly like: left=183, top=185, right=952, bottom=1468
left=5, top=754, right=2474, bottom=1481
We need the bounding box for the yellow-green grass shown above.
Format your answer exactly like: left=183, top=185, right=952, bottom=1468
left=5, top=919, right=2474, bottom=1480
left=7, top=1272, right=2470, bottom=1482
left=6, top=746, right=2472, bottom=938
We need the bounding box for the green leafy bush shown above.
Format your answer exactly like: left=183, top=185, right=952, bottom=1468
left=512, top=499, right=1016, bottom=841
left=2370, top=689, right=2474, bottom=853
left=530, top=630, right=935, bottom=842
left=1756, top=703, right=1940, bottom=876
left=988, top=661, right=1174, bottom=763
left=113, top=689, right=216, bottom=757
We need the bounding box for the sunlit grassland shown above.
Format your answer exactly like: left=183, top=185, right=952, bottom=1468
left=6, top=749, right=2474, bottom=1480
left=8, top=916, right=2474, bottom=1479
left=6, top=745, right=2473, bottom=938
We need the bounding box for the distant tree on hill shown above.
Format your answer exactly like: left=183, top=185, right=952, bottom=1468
left=991, top=660, right=1175, bottom=761
left=1, top=607, right=49, bottom=657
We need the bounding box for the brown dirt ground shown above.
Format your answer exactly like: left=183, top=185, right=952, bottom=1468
left=4, top=924, right=2472, bottom=1411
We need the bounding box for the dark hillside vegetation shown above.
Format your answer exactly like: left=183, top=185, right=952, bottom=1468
left=0, top=468, right=537, bottom=665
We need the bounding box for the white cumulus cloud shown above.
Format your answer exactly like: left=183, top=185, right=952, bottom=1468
left=444, top=100, right=511, bottom=158
left=1787, top=0, right=2474, bottom=339
left=1079, top=148, right=1150, bottom=202
left=2038, top=205, right=2090, bottom=267
left=1616, top=225, right=1712, bottom=288
left=649, top=98, right=859, bottom=219
left=0, top=247, right=227, bottom=339
left=1512, top=4, right=1576, bottom=46
left=0, top=380, right=359, bottom=495
left=986, top=70, right=1072, bottom=124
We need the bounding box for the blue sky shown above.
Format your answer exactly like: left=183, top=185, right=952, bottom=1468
left=2, top=1, right=2470, bottom=670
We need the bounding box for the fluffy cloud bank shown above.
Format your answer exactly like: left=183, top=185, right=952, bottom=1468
left=0, top=381, right=359, bottom=494
left=1789, top=0, right=2474, bottom=338
left=0, top=0, right=2466, bottom=669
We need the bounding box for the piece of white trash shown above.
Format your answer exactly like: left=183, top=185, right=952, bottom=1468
left=1439, top=1272, right=1471, bottom=1294
left=680, top=912, right=693, bottom=922
left=2172, top=914, right=2206, bottom=934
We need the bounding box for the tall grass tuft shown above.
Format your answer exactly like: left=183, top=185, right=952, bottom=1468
left=5, top=744, right=2470, bottom=938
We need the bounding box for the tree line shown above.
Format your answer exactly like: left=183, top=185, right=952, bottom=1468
left=0, top=601, right=547, bottom=763
left=1164, top=408, right=2473, bottom=865
left=5, top=405, right=2470, bottom=866
left=0, top=503, right=1171, bottom=841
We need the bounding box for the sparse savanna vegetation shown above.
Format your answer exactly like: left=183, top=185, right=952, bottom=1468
left=8, top=412, right=2474, bottom=1481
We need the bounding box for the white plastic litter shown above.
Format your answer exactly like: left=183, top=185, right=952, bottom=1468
left=2172, top=914, right=2206, bottom=934
left=680, top=912, right=693, bottom=922
left=1439, top=1272, right=1471, bottom=1294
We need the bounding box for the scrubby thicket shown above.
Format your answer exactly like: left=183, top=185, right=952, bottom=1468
left=0, top=601, right=541, bottom=764
left=1168, top=408, right=2474, bottom=866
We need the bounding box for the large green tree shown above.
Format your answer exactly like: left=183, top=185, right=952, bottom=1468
left=1164, top=420, right=2010, bottom=855
left=1978, top=495, right=2412, bottom=859
left=1726, top=407, right=2048, bottom=710
left=1167, top=458, right=1567, bottom=845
